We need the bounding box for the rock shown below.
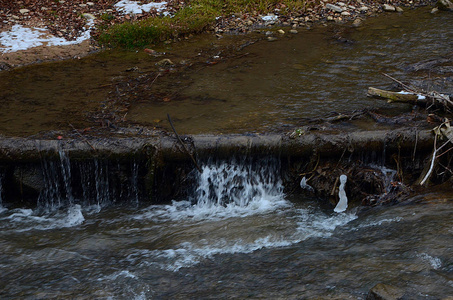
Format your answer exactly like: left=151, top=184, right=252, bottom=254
left=289, top=29, right=298, bottom=34
left=396, top=7, right=404, bottom=12
left=437, top=0, right=453, bottom=11
left=267, top=36, right=277, bottom=42
left=352, top=18, right=363, bottom=27
left=277, top=29, right=285, bottom=34
left=327, top=16, right=334, bottom=21
left=341, top=11, right=351, bottom=16
left=19, top=9, right=29, bottom=14
left=431, top=7, right=439, bottom=13
left=326, top=3, right=344, bottom=13
left=86, top=1, right=95, bottom=5
left=383, top=4, right=396, bottom=12
left=265, top=31, right=273, bottom=36
left=366, top=283, right=404, bottom=300
left=156, top=59, right=174, bottom=67
left=81, top=13, right=96, bottom=20
left=359, top=6, right=369, bottom=12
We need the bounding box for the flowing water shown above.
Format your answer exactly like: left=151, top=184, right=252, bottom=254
left=0, top=157, right=452, bottom=299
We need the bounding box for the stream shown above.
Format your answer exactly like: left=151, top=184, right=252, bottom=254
left=0, top=6, right=453, bottom=299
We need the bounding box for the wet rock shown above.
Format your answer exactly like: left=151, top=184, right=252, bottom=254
left=289, top=29, right=298, bottom=34
left=352, top=18, right=363, bottom=27
left=431, top=7, right=439, bottom=13
left=267, top=36, right=278, bottom=42
left=396, top=7, right=404, bottom=13
left=437, top=0, right=453, bottom=11
left=366, top=283, right=404, bottom=300
left=341, top=11, right=351, bottom=16
left=277, top=29, right=285, bottom=34
left=359, top=6, right=369, bottom=12
left=326, top=4, right=344, bottom=13
left=156, top=59, right=174, bottom=67
left=383, top=4, right=396, bottom=12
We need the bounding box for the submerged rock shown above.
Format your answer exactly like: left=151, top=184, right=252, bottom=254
left=366, top=283, right=404, bottom=300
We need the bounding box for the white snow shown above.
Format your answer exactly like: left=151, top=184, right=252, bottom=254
left=114, top=0, right=167, bottom=15
left=0, top=20, right=94, bottom=53
left=261, top=14, right=278, bottom=22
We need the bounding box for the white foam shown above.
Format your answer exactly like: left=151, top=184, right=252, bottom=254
left=2, top=205, right=85, bottom=232
left=418, top=253, right=442, bottom=269
left=114, top=0, right=167, bottom=15
left=0, top=20, right=94, bottom=53
left=98, top=270, right=138, bottom=281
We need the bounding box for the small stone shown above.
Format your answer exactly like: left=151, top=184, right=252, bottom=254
left=327, top=16, right=334, bottom=21
left=359, top=6, right=369, bottom=12
left=247, top=20, right=253, bottom=26
left=81, top=13, right=96, bottom=20
left=79, top=4, right=87, bottom=7
left=352, top=18, right=362, bottom=27
left=265, top=31, right=273, bottom=36
left=59, top=0, right=65, bottom=3
left=337, top=2, right=346, bottom=6
left=41, top=7, right=48, bottom=10
left=396, top=7, right=404, bottom=12
left=267, top=36, right=277, bottom=41
left=341, top=11, right=351, bottom=16
left=289, top=29, right=298, bottom=34
left=19, top=9, right=29, bottom=14
left=156, top=59, right=174, bottom=67
left=277, top=29, right=285, bottom=34
left=383, top=4, right=396, bottom=11
left=431, top=7, right=439, bottom=13
left=348, top=5, right=356, bottom=10
left=326, top=3, right=344, bottom=12
left=12, top=15, right=20, bottom=20
left=86, top=1, right=95, bottom=5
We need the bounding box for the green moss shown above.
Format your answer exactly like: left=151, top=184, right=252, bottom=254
left=98, top=0, right=310, bottom=49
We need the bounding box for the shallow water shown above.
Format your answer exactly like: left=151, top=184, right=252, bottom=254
left=0, top=160, right=452, bottom=299
left=0, top=8, right=452, bottom=136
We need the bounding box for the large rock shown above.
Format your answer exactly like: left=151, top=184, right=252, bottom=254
left=437, top=0, right=453, bottom=10
left=366, top=283, right=404, bottom=300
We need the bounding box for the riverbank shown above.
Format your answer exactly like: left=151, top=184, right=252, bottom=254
left=0, top=0, right=441, bottom=69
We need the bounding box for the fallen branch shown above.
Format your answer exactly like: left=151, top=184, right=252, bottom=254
left=167, top=114, right=202, bottom=173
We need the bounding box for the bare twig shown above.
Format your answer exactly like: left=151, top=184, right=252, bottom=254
left=167, top=114, right=202, bottom=173
left=69, top=123, right=96, bottom=151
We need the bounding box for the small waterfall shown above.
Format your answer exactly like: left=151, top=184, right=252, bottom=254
left=38, top=151, right=143, bottom=209
left=193, top=157, right=283, bottom=208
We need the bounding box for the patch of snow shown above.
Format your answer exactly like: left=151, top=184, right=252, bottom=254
left=398, top=90, right=411, bottom=95
left=261, top=14, right=278, bottom=22
left=0, top=20, right=94, bottom=53
left=114, top=0, right=167, bottom=15
left=418, top=95, right=426, bottom=100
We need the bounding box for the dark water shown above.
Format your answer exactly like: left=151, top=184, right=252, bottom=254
left=0, top=160, right=452, bottom=299
left=0, top=8, right=452, bottom=136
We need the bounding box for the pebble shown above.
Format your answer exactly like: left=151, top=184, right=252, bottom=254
left=19, top=9, right=29, bottom=14
left=79, top=4, right=87, bottom=8
left=359, top=6, right=369, bottom=12
left=82, top=13, right=96, bottom=20
left=86, top=2, right=95, bottom=6
left=265, top=31, right=273, bottom=36
left=289, top=29, right=298, bottom=34
left=267, top=36, right=277, bottom=41
left=383, top=4, right=396, bottom=11
left=341, top=11, right=351, bottom=16
left=277, top=29, right=285, bottom=34
left=431, top=7, right=439, bottom=13
left=12, top=15, right=20, bottom=20
left=352, top=18, right=362, bottom=27
left=396, top=7, right=404, bottom=12
left=326, top=3, right=344, bottom=13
